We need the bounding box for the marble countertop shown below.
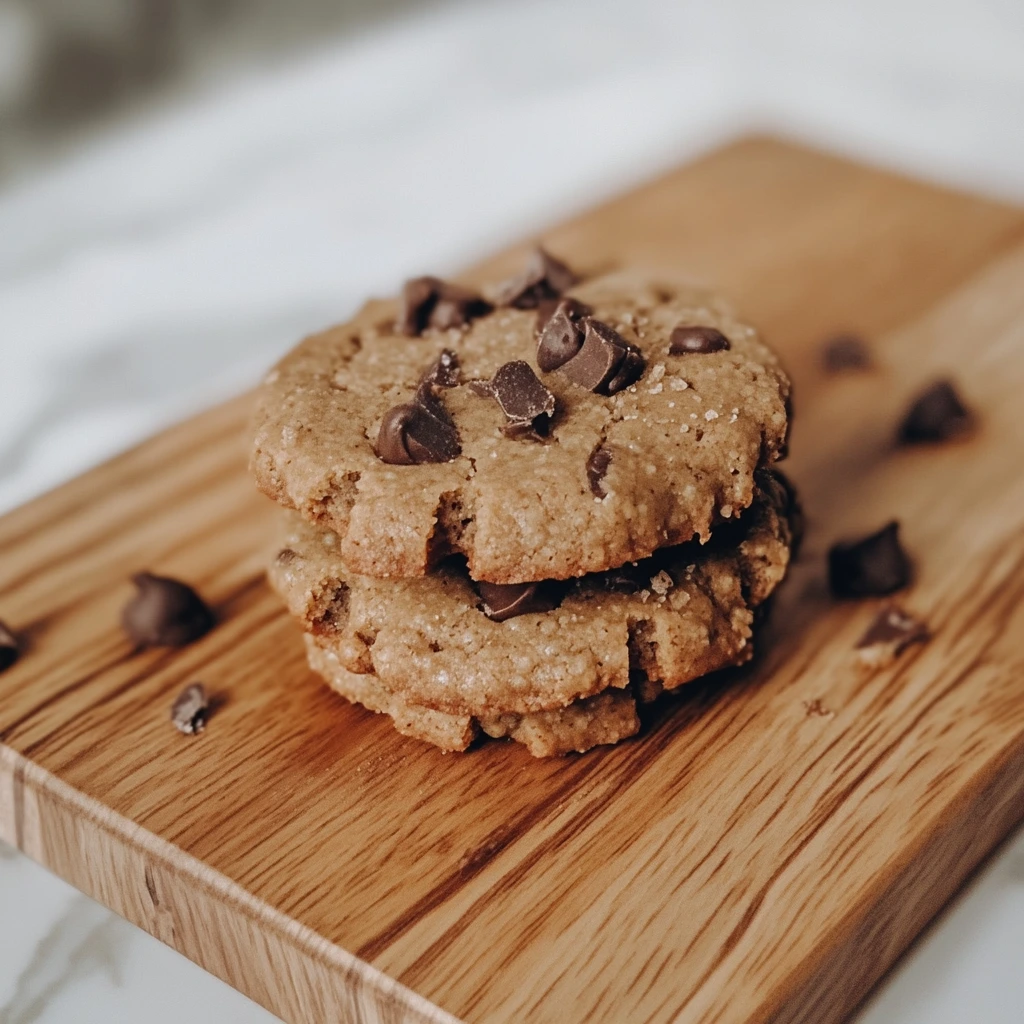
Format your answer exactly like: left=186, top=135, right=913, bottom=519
left=2, top=0, right=1024, bottom=1020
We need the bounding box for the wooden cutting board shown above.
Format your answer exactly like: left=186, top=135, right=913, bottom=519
left=3, top=137, right=1024, bottom=1024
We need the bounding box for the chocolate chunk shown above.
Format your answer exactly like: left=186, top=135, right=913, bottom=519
left=828, top=522, right=912, bottom=599
left=856, top=605, right=929, bottom=668
left=398, top=277, right=436, bottom=335
left=477, top=580, right=561, bottom=621
left=535, top=296, right=591, bottom=334
left=496, top=247, right=578, bottom=309
left=398, top=276, right=491, bottom=336
left=587, top=445, right=613, bottom=498
left=421, top=348, right=461, bottom=388
left=170, top=682, right=209, bottom=735
left=479, top=361, right=556, bottom=438
left=559, top=319, right=646, bottom=395
left=821, top=333, right=871, bottom=373
left=375, top=399, right=461, bottom=464
left=898, top=380, right=974, bottom=444
left=0, top=621, right=19, bottom=673
left=669, top=325, right=730, bottom=355
left=537, top=298, right=592, bottom=371
left=123, top=573, right=215, bottom=647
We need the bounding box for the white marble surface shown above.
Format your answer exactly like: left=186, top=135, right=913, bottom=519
left=1, top=0, right=1024, bottom=1021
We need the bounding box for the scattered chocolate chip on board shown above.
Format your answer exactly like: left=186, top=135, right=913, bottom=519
left=828, top=521, right=912, bottom=599
left=171, top=682, right=210, bottom=735
left=898, top=379, right=974, bottom=443
left=0, top=621, right=19, bottom=673
left=123, top=573, right=215, bottom=647
left=856, top=606, right=929, bottom=669
left=820, top=333, right=872, bottom=373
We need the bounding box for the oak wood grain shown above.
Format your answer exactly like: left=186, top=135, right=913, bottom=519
left=2, top=136, right=1024, bottom=1024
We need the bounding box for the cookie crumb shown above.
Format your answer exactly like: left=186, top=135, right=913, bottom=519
left=669, top=378, right=689, bottom=391
left=803, top=699, right=834, bottom=719
left=650, top=571, right=673, bottom=596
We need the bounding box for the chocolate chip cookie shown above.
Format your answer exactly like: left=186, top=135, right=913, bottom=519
left=270, top=474, right=796, bottom=718
left=251, top=260, right=790, bottom=584
left=306, top=635, right=641, bottom=756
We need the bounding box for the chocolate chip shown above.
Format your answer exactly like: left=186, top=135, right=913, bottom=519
left=536, top=298, right=592, bottom=371
left=477, top=580, right=561, bottom=621
left=123, top=573, right=215, bottom=647
left=821, top=333, right=871, bottom=373
left=559, top=319, right=646, bottom=395
left=587, top=445, right=612, bottom=498
left=398, top=277, right=491, bottom=336
left=828, top=522, right=912, bottom=599
left=0, top=621, right=19, bottom=673
left=374, top=400, right=461, bottom=464
left=170, top=682, right=209, bottom=735
left=898, top=380, right=974, bottom=444
left=496, top=247, right=578, bottom=309
left=669, top=325, right=730, bottom=355
left=600, top=563, right=647, bottom=594
left=421, top=348, right=461, bottom=388
left=477, top=360, right=556, bottom=438
left=856, top=605, right=929, bottom=668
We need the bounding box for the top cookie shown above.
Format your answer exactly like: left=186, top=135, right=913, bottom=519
left=251, top=255, right=790, bottom=583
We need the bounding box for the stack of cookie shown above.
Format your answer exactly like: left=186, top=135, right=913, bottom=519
left=252, top=251, right=797, bottom=756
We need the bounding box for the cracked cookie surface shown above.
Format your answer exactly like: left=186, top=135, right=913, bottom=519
left=271, top=475, right=796, bottom=717
left=251, top=269, right=790, bottom=583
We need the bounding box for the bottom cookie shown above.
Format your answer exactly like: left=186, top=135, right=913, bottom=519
left=305, top=635, right=640, bottom=757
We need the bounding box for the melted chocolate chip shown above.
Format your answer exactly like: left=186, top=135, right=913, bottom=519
left=855, top=605, right=929, bottom=667
left=375, top=400, right=461, bottom=464
left=478, top=360, right=556, bottom=438
left=376, top=355, right=463, bottom=464
left=477, top=580, right=561, bottom=621
left=898, top=380, right=974, bottom=444
left=171, top=682, right=209, bottom=735
left=123, top=573, right=215, bottom=647
left=496, top=248, right=578, bottom=309
left=821, top=333, right=871, bottom=373
left=398, top=276, right=491, bottom=336
left=828, top=522, right=912, bottom=599
left=587, top=445, right=613, bottom=498
left=559, top=319, right=646, bottom=395
left=601, top=564, right=646, bottom=594
left=537, top=298, right=592, bottom=371
left=0, top=621, right=19, bottom=673
left=669, top=325, right=730, bottom=355
left=421, top=348, right=461, bottom=388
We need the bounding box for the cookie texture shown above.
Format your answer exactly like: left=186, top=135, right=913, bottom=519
left=305, top=635, right=640, bottom=756
left=270, top=475, right=795, bottom=718
left=252, top=269, right=790, bottom=584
